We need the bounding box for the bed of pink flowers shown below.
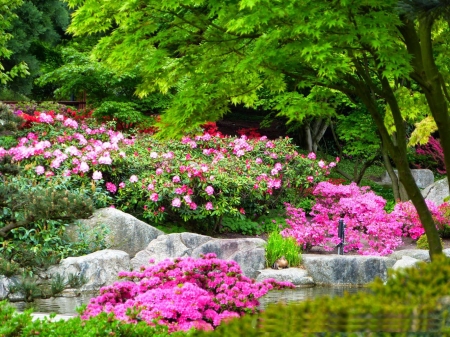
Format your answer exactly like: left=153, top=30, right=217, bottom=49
left=281, top=181, right=450, bottom=255
left=1, top=109, right=334, bottom=229
left=81, top=253, right=294, bottom=332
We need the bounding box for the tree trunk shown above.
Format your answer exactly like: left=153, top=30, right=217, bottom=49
left=354, top=77, right=443, bottom=259
left=381, top=143, right=400, bottom=201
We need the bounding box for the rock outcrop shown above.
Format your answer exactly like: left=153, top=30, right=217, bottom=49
left=131, top=233, right=266, bottom=278
left=69, top=208, right=164, bottom=257
left=379, top=169, right=434, bottom=189
left=48, top=249, right=131, bottom=291
left=422, top=178, right=449, bottom=206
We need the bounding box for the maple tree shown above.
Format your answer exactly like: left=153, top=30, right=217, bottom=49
left=64, top=0, right=450, bottom=258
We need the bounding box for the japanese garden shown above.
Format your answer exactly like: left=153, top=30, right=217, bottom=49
left=1, top=0, right=450, bottom=335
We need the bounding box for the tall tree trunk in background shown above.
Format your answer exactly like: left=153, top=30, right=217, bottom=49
left=401, top=17, right=450, bottom=195
left=304, top=118, right=329, bottom=153
left=381, top=143, right=401, bottom=201
left=354, top=77, right=443, bottom=259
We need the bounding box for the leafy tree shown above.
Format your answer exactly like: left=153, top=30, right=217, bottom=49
left=2, top=0, right=69, bottom=97
left=65, top=0, right=450, bottom=257
left=0, top=0, right=29, bottom=85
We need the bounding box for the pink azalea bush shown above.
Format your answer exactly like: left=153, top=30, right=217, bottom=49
left=1, top=109, right=335, bottom=231
left=281, top=182, right=450, bottom=256
left=81, top=253, right=294, bottom=332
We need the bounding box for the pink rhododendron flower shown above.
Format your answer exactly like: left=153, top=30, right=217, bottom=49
left=106, top=182, right=117, bottom=193
left=156, top=168, right=163, bottom=175
left=184, top=195, right=192, bottom=204
left=63, top=118, right=78, bottom=129
left=38, top=113, right=54, bottom=124
left=172, top=198, right=181, bottom=207
left=129, top=175, right=138, bottom=183
left=205, top=186, right=214, bottom=195
left=79, top=162, right=89, bottom=173
left=119, top=182, right=125, bottom=188
left=205, top=202, right=213, bottom=210
left=172, top=175, right=181, bottom=183
left=150, top=193, right=159, bottom=202
left=307, top=152, right=316, bottom=160
left=35, top=165, right=45, bottom=175
left=190, top=202, right=197, bottom=210
left=92, top=171, right=103, bottom=180
left=307, top=176, right=314, bottom=183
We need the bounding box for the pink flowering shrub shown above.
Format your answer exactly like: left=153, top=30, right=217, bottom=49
left=1, top=110, right=335, bottom=232
left=282, top=182, right=450, bottom=256
left=82, top=254, right=293, bottom=332
left=392, top=200, right=448, bottom=240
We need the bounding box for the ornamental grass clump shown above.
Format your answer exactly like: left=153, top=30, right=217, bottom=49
left=81, top=253, right=294, bottom=332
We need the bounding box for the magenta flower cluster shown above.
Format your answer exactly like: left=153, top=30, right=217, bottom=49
left=81, top=254, right=294, bottom=332
left=281, top=182, right=449, bottom=256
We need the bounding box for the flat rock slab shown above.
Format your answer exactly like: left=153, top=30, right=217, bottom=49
left=302, top=255, right=396, bottom=285
left=389, top=249, right=430, bottom=262
left=256, top=268, right=315, bottom=286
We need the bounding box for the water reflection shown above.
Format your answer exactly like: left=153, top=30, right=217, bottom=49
left=258, top=286, right=370, bottom=310
left=11, top=286, right=369, bottom=316
left=11, top=293, right=95, bottom=316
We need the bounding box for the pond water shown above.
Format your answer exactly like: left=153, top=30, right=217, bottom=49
left=12, top=286, right=370, bottom=316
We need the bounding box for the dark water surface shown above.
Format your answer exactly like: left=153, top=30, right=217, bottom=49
left=12, top=286, right=369, bottom=316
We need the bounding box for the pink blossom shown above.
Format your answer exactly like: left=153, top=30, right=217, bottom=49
left=172, top=198, right=181, bottom=207
left=205, top=202, right=213, bottom=210
left=307, top=176, right=314, bottom=183
left=35, top=165, right=45, bottom=175
left=156, top=168, right=163, bottom=175
left=106, top=182, right=117, bottom=193
left=172, top=175, right=181, bottom=183
left=184, top=195, right=192, bottom=204
left=307, top=152, right=316, bottom=160
left=79, top=162, right=89, bottom=173
left=318, top=160, right=325, bottom=168
left=98, top=155, right=112, bottom=165
left=63, top=118, right=78, bottom=129
left=92, top=171, right=103, bottom=180
left=205, top=186, right=214, bottom=195
left=38, top=113, right=54, bottom=124
left=129, top=175, right=138, bottom=183
left=150, top=151, right=158, bottom=158
left=190, top=202, right=197, bottom=210
left=150, top=193, right=159, bottom=202
left=119, top=182, right=125, bottom=188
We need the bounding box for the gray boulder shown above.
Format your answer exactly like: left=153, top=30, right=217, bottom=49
left=379, top=169, right=434, bottom=189
left=422, top=178, right=449, bottom=206
left=256, top=268, right=315, bottom=286
left=71, top=208, right=164, bottom=257
left=302, top=255, right=396, bottom=285
left=131, top=234, right=266, bottom=279
left=388, top=249, right=430, bottom=262
left=48, top=249, right=131, bottom=291
left=392, top=256, right=421, bottom=271
left=131, top=232, right=213, bottom=268
left=0, top=276, right=20, bottom=300
left=444, top=248, right=450, bottom=257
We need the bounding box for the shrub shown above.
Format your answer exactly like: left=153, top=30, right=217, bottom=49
left=416, top=234, right=444, bottom=250
left=265, top=231, right=301, bottom=268
left=82, top=254, right=294, bottom=332
left=281, top=182, right=404, bottom=255
left=0, top=300, right=186, bottom=337
left=1, top=109, right=334, bottom=234
left=281, top=182, right=450, bottom=256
